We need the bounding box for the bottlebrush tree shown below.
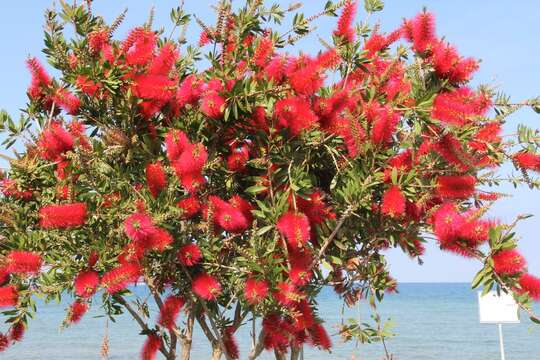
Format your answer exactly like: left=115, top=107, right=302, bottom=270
left=1, top=0, right=540, bottom=359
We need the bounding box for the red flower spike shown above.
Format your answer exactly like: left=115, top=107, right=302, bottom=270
left=200, top=92, right=226, bottom=119
left=176, top=75, right=204, bottom=109
left=124, top=213, right=157, bottom=242
left=177, top=196, right=201, bottom=219
left=275, top=97, right=319, bottom=136
left=253, top=37, right=274, bottom=68
left=277, top=211, right=311, bottom=248
left=165, top=129, right=191, bottom=162
left=309, top=322, right=332, bottom=350
left=518, top=273, right=540, bottom=300
left=177, top=243, right=202, bottom=267
left=381, top=185, right=406, bottom=218
left=371, top=106, right=399, bottom=145
left=431, top=87, right=490, bottom=127
left=8, top=322, right=25, bottom=342
left=39, top=203, right=87, bottom=229
left=37, top=122, right=75, bottom=161
left=227, top=146, right=250, bottom=172
left=158, top=295, right=185, bottom=330
left=0, top=286, right=18, bottom=308
left=406, top=11, right=436, bottom=53
left=141, top=334, right=161, bottom=360
left=123, top=27, right=156, bottom=67
left=6, top=251, right=42, bottom=275
left=174, top=143, right=208, bottom=176
left=132, top=75, right=176, bottom=102
left=432, top=203, right=464, bottom=246
left=74, top=270, right=100, bottom=298
left=101, top=263, right=141, bottom=294
left=513, top=151, right=540, bottom=172
left=26, top=57, right=51, bottom=99
left=244, top=278, right=269, bottom=305
left=146, top=161, right=167, bottom=198
left=52, top=89, right=81, bottom=115
left=493, top=250, right=527, bottom=275
left=223, top=327, right=240, bottom=360
left=436, top=175, right=476, bottom=199
left=67, top=300, right=89, bottom=324
left=273, top=282, right=301, bottom=307
left=192, top=273, right=222, bottom=301
left=0, top=333, right=9, bottom=352
left=148, top=43, right=179, bottom=76
left=76, top=75, right=100, bottom=96
left=146, top=228, right=173, bottom=252
left=334, top=0, right=357, bottom=43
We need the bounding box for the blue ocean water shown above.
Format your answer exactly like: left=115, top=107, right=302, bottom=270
left=2, top=283, right=539, bottom=359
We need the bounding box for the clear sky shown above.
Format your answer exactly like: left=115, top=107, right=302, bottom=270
left=0, top=1, right=539, bottom=282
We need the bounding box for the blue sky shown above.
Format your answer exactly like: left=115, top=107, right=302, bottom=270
left=0, top=1, right=539, bottom=282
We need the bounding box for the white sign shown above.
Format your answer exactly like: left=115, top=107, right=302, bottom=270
left=478, top=291, right=520, bottom=324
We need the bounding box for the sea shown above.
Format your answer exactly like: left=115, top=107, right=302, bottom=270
left=2, top=283, right=539, bottom=359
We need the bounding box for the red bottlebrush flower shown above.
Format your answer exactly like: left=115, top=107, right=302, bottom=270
left=177, top=243, right=202, bottom=267
left=145, top=228, right=173, bottom=252
left=124, top=213, right=157, bottom=242
left=248, top=106, right=269, bottom=132
left=6, top=251, right=42, bottom=274
left=229, top=195, right=254, bottom=225
left=176, top=75, right=204, bottom=109
left=227, top=145, right=250, bottom=172
left=275, top=97, right=319, bottom=136
left=200, top=92, right=225, bottom=119
left=244, top=278, right=269, bottom=305
left=74, top=270, right=100, bottom=298
left=429, top=40, right=479, bottom=84
left=513, top=151, right=540, bottom=172
left=141, top=334, right=161, bottom=360
left=0, top=179, right=33, bottom=200
left=146, top=162, right=167, bottom=198
left=52, top=88, right=81, bottom=115
left=371, top=106, right=399, bottom=145
left=316, top=48, right=341, bottom=69
left=403, top=11, right=436, bottom=53
left=76, top=75, right=99, bottom=96
left=132, top=75, right=176, bottom=102
left=210, top=196, right=250, bottom=233
left=296, top=190, right=335, bottom=225
left=433, top=133, right=470, bottom=172
left=262, top=315, right=292, bottom=352
left=101, top=263, right=141, bottom=294
left=223, top=327, right=240, bottom=360
left=309, top=323, right=332, bottom=350
left=0, top=286, right=18, bottom=308
left=287, top=56, right=326, bottom=96
left=518, top=273, right=540, bottom=300
left=192, top=273, right=222, bottom=301
left=26, top=57, right=51, bottom=99
left=289, top=266, right=312, bottom=286
left=431, top=87, right=489, bottom=126
left=432, top=203, right=464, bottom=246
left=334, top=0, right=357, bottom=43
left=87, top=251, right=99, bottom=268
left=381, top=185, right=406, bottom=218
left=148, top=43, right=179, bottom=76
left=174, top=143, right=208, bottom=176
left=470, top=123, right=502, bottom=151
left=37, top=122, right=75, bottom=161
left=8, top=322, right=25, bottom=342
left=165, top=129, right=190, bottom=162
left=39, top=202, right=87, bottom=229
left=199, top=30, right=211, bottom=46
left=273, top=282, right=301, bottom=307
left=179, top=172, right=206, bottom=194
left=277, top=211, right=311, bottom=248
left=0, top=333, right=9, bottom=352
left=177, top=196, right=201, bottom=219
left=291, top=299, right=315, bottom=331
left=262, top=55, right=288, bottom=83
left=87, top=29, right=109, bottom=54
left=253, top=37, right=274, bottom=68
left=123, top=28, right=157, bottom=67
left=493, top=250, right=527, bottom=275
left=436, top=175, right=476, bottom=199
left=158, top=295, right=185, bottom=330
left=67, top=300, right=89, bottom=324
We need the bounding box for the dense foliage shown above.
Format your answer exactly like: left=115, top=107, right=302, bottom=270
left=1, top=1, right=540, bottom=359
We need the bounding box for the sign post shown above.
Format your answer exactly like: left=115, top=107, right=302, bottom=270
left=478, top=291, right=520, bottom=360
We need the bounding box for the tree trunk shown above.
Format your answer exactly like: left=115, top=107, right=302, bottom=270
left=274, top=350, right=286, bottom=360
left=290, top=346, right=300, bottom=360
left=180, top=311, right=195, bottom=360
left=211, top=345, right=222, bottom=360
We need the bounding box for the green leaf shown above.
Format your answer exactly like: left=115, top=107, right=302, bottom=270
left=364, top=0, right=384, bottom=13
